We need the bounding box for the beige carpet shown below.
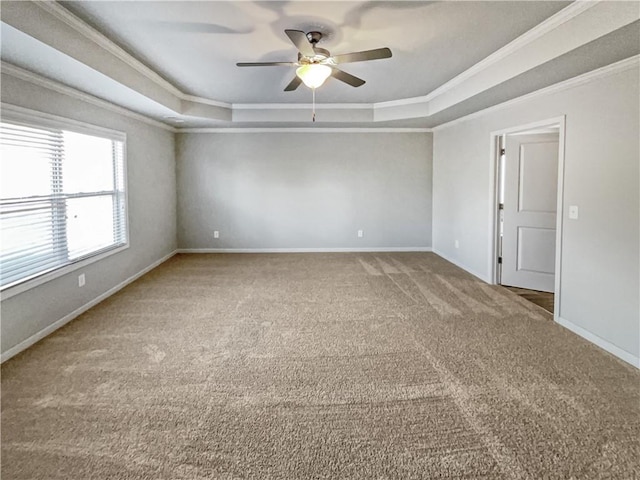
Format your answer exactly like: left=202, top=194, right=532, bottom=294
left=2, top=253, right=638, bottom=479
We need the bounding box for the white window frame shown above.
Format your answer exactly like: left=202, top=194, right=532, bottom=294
left=0, top=104, right=129, bottom=301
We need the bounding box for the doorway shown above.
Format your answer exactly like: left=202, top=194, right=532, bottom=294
left=492, top=118, right=566, bottom=317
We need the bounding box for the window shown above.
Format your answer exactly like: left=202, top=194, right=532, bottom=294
left=0, top=110, right=127, bottom=291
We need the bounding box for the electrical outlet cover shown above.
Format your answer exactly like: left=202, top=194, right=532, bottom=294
left=569, top=205, right=579, bottom=220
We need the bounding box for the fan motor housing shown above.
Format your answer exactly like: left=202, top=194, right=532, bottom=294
left=298, top=47, right=331, bottom=65
left=306, top=31, right=323, bottom=44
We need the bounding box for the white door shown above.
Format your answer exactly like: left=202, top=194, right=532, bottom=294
left=501, top=133, right=559, bottom=292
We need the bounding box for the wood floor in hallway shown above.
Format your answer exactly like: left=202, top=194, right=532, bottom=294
left=504, top=286, right=554, bottom=315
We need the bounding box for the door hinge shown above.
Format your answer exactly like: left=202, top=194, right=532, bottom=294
left=498, top=257, right=502, bottom=264
left=499, top=203, right=504, bottom=210
left=500, top=148, right=506, bottom=155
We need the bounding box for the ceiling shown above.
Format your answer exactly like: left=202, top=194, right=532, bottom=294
left=59, top=1, right=569, bottom=104
left=1, top=1, right=639, bottom=129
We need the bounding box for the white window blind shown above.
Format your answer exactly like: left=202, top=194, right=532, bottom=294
left=0, top=118, right=127, bottom=290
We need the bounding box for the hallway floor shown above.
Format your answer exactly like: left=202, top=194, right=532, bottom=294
left=504, top=286, right=554, bottom=315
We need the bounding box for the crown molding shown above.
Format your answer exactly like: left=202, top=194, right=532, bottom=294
left=35, top=1, right=231, bottom=111
left=32, top=1, right=604, bottom=121
left=233, top=103, right=373, bottom=110
left=6, top=50, right=636, bottom=135
left=376, top=2, right=599, bottom=111
left=432, top=54, right=640, bottom=132
left=182, top=93, right=232, bottom=109
left=1, top=62, right=176, bottom=132
left=36, top=1, right=184, bottom=98
left=4, top=48, right=636, bottom=135
left=178, top=127, right=431, bottom=133
left=419, top=1, right=598, bottom=104
left=6, top=1, right=636, bottom=129
left=0, top=61, right=425, bottom=132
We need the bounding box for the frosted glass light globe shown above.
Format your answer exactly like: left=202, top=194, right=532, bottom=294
left=296, top=64, right=332, bottom=89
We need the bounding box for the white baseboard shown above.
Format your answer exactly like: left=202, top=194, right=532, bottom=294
left=1, top=250, right=178, bottom=363
left=177, top=247, right=433, bottom=254
left=556, top=316, right=639, bottom=369
left=431, top=248, right=491, bottom=283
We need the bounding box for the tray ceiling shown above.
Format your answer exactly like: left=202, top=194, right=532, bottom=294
left=1, top=1, right=638, bottom=128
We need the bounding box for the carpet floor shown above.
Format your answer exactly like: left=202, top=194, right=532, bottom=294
left=2, top=253, right=638, bottom=479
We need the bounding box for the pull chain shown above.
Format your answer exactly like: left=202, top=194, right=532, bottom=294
left=312, top=87, right=316, bottom=122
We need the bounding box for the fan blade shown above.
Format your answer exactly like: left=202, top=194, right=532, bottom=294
left=236, top=62, right=297, bottom=67
left=332, top=47, right=392, bottom=64
left=285, top=29, right=315, bottom=57
left=284, top=76, right=302, bottom=91
left=331, top=68, right=366, bottom=87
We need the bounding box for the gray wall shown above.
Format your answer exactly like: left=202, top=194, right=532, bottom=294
left=433, top=66, right=639, bottom=361
left=177, top=132, right=432, bottom=250
left=0, top=74, right=178, bottom=356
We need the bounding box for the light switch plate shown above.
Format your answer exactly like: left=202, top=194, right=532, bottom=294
left=569, top=205, right=579, bottom=220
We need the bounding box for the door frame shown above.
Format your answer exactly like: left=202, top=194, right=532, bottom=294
left=488, top=116, right=566, bottom=320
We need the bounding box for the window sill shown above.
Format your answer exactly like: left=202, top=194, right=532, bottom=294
left=0, top=243, right=129, bottom=301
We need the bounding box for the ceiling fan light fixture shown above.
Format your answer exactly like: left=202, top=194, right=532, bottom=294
left=296, top=64, right=332, bottom=89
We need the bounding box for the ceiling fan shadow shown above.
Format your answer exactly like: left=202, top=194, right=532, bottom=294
left=238, top=48, right=299, bottom=64
left=273, top=17, right=344, bottom=47
left=342, top=1, right=438, bottom=30
left=144, top=21, right=253, bottom=35
left=250, top=1, right=291, bottom=18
